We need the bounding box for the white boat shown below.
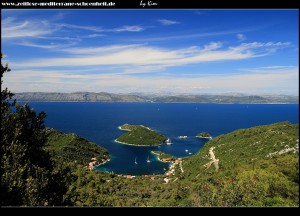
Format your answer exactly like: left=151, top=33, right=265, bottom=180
left=166, top=138, right=173, bottom=145
left=188, top=152, right=192, bottom=155
left=185, top=149, right=189, bottom=152
left=135, top=157, right=138, bottom=165
left=146, top=156, right=151, bottom=163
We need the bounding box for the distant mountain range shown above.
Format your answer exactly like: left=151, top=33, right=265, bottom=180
left=14, top=92, right=299, bottom=104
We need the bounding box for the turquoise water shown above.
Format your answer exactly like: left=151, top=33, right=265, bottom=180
left=28, top=102, right=299, bottom=175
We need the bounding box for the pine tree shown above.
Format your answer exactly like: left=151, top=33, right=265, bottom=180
left=1, top=53, right=70, bottom=206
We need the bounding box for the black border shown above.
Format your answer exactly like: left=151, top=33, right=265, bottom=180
left=1, top=0, right=299, bottom=9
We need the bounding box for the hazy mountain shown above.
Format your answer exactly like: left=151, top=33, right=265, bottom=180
left=14, top=92, right=299, bottom=104
left=14, top=92, right=147, bottom=102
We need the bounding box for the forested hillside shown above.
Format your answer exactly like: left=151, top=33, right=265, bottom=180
left=51, top=121, right=298, bottom=206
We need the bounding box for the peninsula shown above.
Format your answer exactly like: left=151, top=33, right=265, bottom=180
left=45, top=128, right=109, bottom=168
left=151, top=151, right=175, bottom=162
left=116, top=124, right=167, bottom=146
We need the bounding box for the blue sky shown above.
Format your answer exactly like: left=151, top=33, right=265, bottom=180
left=1, top=9, right=299, bottom=95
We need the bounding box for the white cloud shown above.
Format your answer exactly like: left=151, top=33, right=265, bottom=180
left=11, top=41, right=291, bottom=73
left=157, top=19, right=180, bottom=26
left=58, top=23, right=104, bottom=32
left=237, top=33, right=246, bottom=41
left=2, top=17, right=58, bottom=38
left=229, top=42, right=291, bottom=57
left=5, top=40, right=295, bottom=93
left=240, top=65, right=297, bottom=73
left=131, top=27, right=257, bottom=42
left=2, top=17, right=144, bottom=40
left=80, top=34, right=105, bottom=38
left=202, top=42, right=223, bottom=51
left=59, top=24, right=144, bottom=33
left=113, top=25, right=143, bottom=32
left=16, top=41, right=76, bottom=49
left=259, top=66, right=295, bottom=69
left=62, top=44, right=144, bottom=55
left=3, top=66, right=298, bottom=95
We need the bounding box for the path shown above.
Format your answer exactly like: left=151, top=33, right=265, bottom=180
left=204, top=146, right=219, bottom=172
left=179, top=160, right=184, bottom=173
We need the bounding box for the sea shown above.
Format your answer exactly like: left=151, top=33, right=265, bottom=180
left=27, top=102, right=299, bottom=175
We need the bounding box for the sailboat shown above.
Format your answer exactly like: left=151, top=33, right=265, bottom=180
left=135, top=157, right=138, bottom=165
left=146, top=156, right=151, bottom=163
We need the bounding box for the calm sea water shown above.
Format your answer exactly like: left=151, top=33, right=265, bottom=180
left=27, top=102, right=299, bottom=175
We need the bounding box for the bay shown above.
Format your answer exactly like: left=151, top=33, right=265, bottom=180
left=27, top=102, right=299, bottom=175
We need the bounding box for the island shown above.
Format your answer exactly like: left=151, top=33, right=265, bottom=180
left=116, top=124, right=167, bottom=146
left=196, top=132, right=212, bottom=139
left=151, top=151, right=175, bottom=162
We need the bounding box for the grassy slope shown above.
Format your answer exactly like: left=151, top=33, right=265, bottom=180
left=45, top=128, right=109, bottom=165
left=183, top=121, right=298, bottom=178
left=181, top=121, right=299, bottom=206
left=116, top=124, right=167, bottom=146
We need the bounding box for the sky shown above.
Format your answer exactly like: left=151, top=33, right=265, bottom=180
left=1, top=9, right=299, bottom=95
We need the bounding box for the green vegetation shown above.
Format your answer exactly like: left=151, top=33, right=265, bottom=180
left=119, top=124, right=141, bottom=131
left=45, top=128, right=109, bottom=165
left=182, top=121, right=299, bottom=206
left=1, top=54, right=70, bottom=206
left=151, top=151, right=176, bottom=162
left=196, top=132, right=212, bottom=139
left=116, top=124, right=167, bottom=146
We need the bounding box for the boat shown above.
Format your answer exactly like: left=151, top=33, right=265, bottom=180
left=188, top=152, right=192, bottom=155
left=135, top=157, right=138, bottom=164
left=146, top=156, right=151, bottom=163
left=178, top=136, right=188, bottom=139
left=166, top=138, right=173, bottom=145
left=185, top=149, right=189, bottom=152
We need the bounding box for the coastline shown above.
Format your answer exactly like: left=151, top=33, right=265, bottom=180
left=150, top=151, right=184, bottom=177
left=114, top=139, right=162, bottom=147
left=117, top=126, right=131, bottom=131
left=151, top=152, right=167, bottom=163
left=196, top=136, right=213, bottom=140
left=150, top=151, right=173, bottom=163
left=96, top=158, right=111, bottom=166
left=118, top=124, right=154, bottom=132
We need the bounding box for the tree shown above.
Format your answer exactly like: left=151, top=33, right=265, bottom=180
left=1, top=53, right=70, bottom=206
